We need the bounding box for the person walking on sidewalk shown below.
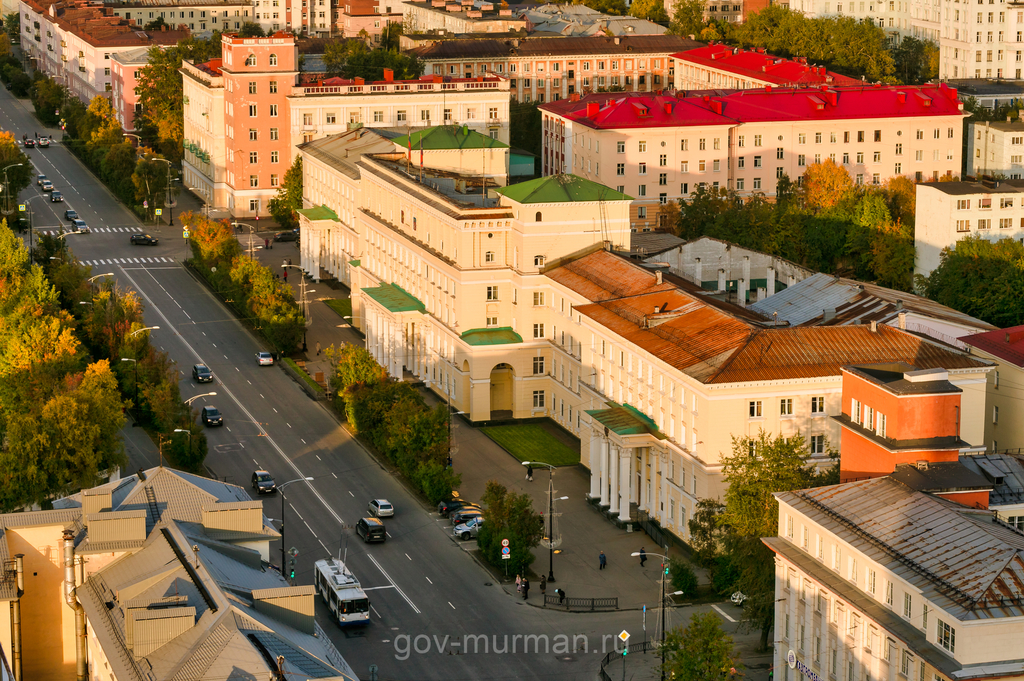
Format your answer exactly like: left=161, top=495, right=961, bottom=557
left=639, top=547, right=647, bottom=567
left=599, top=550, right=607, bottom=570
left=515, top=575, right=522, bottom=595
left=522, top=577, right=530, bottom=600
left=539, top=575, right=547, bottom=597
left=316, top=341, right=321, bottom=356
left=526, top=464, right=534, bottom=482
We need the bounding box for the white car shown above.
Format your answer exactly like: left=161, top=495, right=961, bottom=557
left=368, top=499, right=394, bottom=517
left=453, top=517, right=484, bottom=540
left=256, top=352, right=274, bottom=366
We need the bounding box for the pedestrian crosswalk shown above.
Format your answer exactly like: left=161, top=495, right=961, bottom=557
left=80, top=257, right=178, bottom=266
left=35, top=227, right=152, bottom=235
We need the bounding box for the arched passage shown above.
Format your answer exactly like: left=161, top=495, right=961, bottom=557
left=489, top=363, right=515, bottom=419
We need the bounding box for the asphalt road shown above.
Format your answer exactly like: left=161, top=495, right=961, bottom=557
left=0, top=86, right=755, bottom=681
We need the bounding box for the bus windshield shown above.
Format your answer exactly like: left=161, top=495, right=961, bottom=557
left=342, top=598, right=369, bottom=614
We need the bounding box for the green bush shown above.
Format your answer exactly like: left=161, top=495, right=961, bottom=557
left=670, top=558, right=700, bottom=597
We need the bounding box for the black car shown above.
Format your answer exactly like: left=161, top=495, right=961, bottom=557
left=50, top=191, right=63, bottom=202
left=201, top=405, right=223, bottom=426
left=23, top=139, right=34, bottom=148
left=192, top=364, right=213, bottom=383
left=438, top=498, right=480, bottom=517
left=252, top=470, right=276, bottom=494
left=273, top=230, right=298, bottom=242
left=64, top=209, right=78, bottom=221
left=450, top=508, right=484, bottom=526
left=130, top=233, right=159, bottom=245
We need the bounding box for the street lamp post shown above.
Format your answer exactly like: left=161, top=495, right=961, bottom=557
left=630, top=550, right=683, bottom=680
left=278, top=477, right=314, bottom=584
left=2, top=163, right=23, bottom=216
left=87, top=272, right=114, bottom=293
left=524, top=461, right=566, bottom=582
left=232, top=222, right=257, bottom=260
left=173, top=428, right=191, bottom=466
left=20, top=195, right=48, bottom=265
left=121, top=325, right=160, bottom=422
left=282, top=264, right=309, bottom=351
left=128, top=136, right=175, bottom=227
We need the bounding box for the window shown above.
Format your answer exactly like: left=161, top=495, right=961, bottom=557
left=249, top=81, right=257, bottom=94
left=753, top=178, right=761, bottom=190
left=639, top=140, right=647, bottom=152
left=270, top=174, right=278, bottom=187
left=533, top=292, right=545, bottom=306
left=269, top=104, right=278, bottom=117
left=269, top=53, right=277, bottom=66
left=874, top=130, right=882, bottom=142
left=811, top=435, right=825, bottom=455
left=811, top=396, right=825, bottom=414
left=303, top=113, right=313, bottom=126
left=533, top=323, right=545, bottom=338
left=994, top=405, right=1000, bottom=423
left=486, top=316, right=498, bottom=327
left=397, top=110, right=407, bottom=122
left=886, top=580, right=894, bottom=606
left=534, top=255, right=545, bottom=267
left=617, top=141, right=625, bottom=153
left=904, top=593, right=912, bottom=618
left=245, top=54, right=256, bottom=67
left=249, top=175, right=258, bottom=187
left=901, top=651, right=912, bottom=676
left=486, top=286, right=498, bottom=301
left=271, top=150, right=279, bottom=163
left=249, top=129, right=258, bottom=141
left=749, top=400, right=763, bottom=418
left=249, top=151, right=258, bottom=163
left=269, top=80, right=277, bottom=93
left=754, top=135, right=762, bottom=146
left=937, top=620, right=955, bottom=653
left=754, top=155, right=762, bottom=168
left=617, top=163, right=625, bottom=176
left=533, top=391, right=545, bottom=408
left=781, top=398, right=793, bottom=415
left=326, top=113, right=337, bottom=124
left=248, top=104, right=257, bottom=116
left=484, top=251, right=495, bottom=263
left=637, top=207, right=647, bottom=218
left=269, top=127, right=279, bottom=141
left=798, top=133, right=806, bottom=144
left=777, top=147, right=784, bottom=160
left=533, top=356, right=545, bottom=375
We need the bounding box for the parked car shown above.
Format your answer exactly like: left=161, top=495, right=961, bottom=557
left=453, top=517, right=484, bottom=540
left=70, top=219, right=90, bottom=234
left=438, top=498, right=480, bottom=518
left=368, top=499, right=394, bottom=518
left=37, top=138, right=49, bottom=148
left=64, top=209, right=78, bottom=221
left=36, top=174, right=46, bottom=186
left=50, top=191, right=63, bottom=202
left=192, top=364, right=213, bottom=383
left=201, top=405, right=223, bottom=426
left=273, top=230, right=298, bottom=242
left=256, top=351, right=274, bottom=366
left=450, top=508, right=484, bottom=526
left=24, top=139, right=34, bottom=148
left=130, top=233, right=159, bottom=245
left=356, top=517, right=386, bottom=543
left=252, top=470, right=276, bottom=494
left=41, top=180, right=53, bottom=192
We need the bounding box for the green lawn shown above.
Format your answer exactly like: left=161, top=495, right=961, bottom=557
left=284, top=358, right=324, bottom=393
left=324, top=298, right=352, bottom=320
left=480, top=424, right=580, bottom=467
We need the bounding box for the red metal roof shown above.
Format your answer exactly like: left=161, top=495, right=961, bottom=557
left=672, top=45, right=862, bottom=87
left=540, top=83, right=964, bottom=129
left=960, top=326, right=1024, bottom=368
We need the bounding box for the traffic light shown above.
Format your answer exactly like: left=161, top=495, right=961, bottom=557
left=288, top=557, right=296, bottom=580
left=622, top=647, right=628, bottom=657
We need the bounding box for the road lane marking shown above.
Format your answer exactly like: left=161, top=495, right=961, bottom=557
left=712, top=604, right=737, bottom=623
left=366, top=554, right=420, bottom=614
left=273, top=408, right=278, bottom=413
left=332, top=473, right=337, bottom=478
left=363, top=586, right=397, bottom=591
left=315, top=454, right=321, bottom=461
left=348, top=491, right=354, bottom=497
left=370, top=606, right=381, bottom=619
left=290, top=503, right=303, bottom=520
left=448, top=602, right=456, bottom=610
left=405, top=554, right=411, bottom=561
left=303, top=520, right=316, bottom=537
left=425, top=576, right=432, bottom=584
left=319, top=539, right=330, bottom=553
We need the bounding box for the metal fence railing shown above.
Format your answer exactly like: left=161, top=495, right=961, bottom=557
left=542, top=594, right=618, bottom=611
left=598, top=641, right=656, bottom=681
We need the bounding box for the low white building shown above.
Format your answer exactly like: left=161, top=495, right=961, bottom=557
left=914, top=180, right=1024, bottom=278
left=968, top=119, right=1024, bottom=179
left=768, top=476, right=1024, bottom=681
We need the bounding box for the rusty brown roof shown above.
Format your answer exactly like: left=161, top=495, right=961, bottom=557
left=545, top=249, right=675, bottom=301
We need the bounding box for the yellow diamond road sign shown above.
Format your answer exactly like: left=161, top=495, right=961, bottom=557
left=618, top=630, right=630, bottom=643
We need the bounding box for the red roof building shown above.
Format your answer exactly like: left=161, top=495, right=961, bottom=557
left=960, top=326, right=1024, bottom=453
left=672, top=45, right=862, bottom=90
left=539, top=85, right=965, bottom=228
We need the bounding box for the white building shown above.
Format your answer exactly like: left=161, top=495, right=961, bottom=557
left=768, top=475, right=1024, bottom=681
left=968, top=119, right=1024, bottom=179
left=914, top=179, right=1024, bottom=277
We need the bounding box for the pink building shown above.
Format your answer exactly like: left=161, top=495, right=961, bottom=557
left=672, top=44, right=863, bottom=90
left=110, top=47, right=149, bottom=132
left=338, top=0, right=401, bottom=40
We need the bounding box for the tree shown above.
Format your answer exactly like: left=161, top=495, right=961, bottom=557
left=132, top=153, right=170, bottom=219
left=662, top=612, right=739, bottom=681
left=891, top=36, right=938, bottom=85
left=924, top=236, right=1024, bottom=327
left=629, top=0, right=669, bottom=22
left=324, top=40, right=356, bottom=77
left=510, top=100, right=542, bottom=156
left=801, top=159, right=855, bottom=212
left=0, top=131, right=32, bottom=203
left=143, top=16, right=168, bottom=31
left=238, top=21, right=266, bottom=37
left=669, top=557, right=700, bottom=596
left=573, top=0, right=628, bottom=16
left=477, top=480, right=543, bottom=575
left=4, top=12, right=20, bottom=37
left=688, top=498, right=727, bottom=570
left=269, top=156, right=302, bottom=231
left=668, top=0, right=705, bottom=36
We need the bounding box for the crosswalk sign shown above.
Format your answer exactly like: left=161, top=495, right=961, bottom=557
left=155, top=209, right=162, bottom=216
left=18, top=204, right=25, bottom=211
left=182, top=229, right=189, bottom=239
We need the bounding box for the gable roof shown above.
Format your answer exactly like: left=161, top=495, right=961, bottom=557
left=494, top=174, right=632, bottom=203
left=673, top=45, right=861, bottom=87
left=392, top=125, right=509, bottom=150
left=959, top=325, right=1024, bottom=368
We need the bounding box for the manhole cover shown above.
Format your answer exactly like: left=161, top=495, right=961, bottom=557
left=484, top=582, right=492, bottom=586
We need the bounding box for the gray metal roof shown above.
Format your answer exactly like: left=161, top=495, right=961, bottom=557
left=777, top=476, right=1024, bottom=621
left=629, top=231, right=685, bottom=257
left=961, top=453, right=1024, bottom=507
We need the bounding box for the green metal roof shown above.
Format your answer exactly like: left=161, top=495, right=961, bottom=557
left=493, top=174, right=633, bottom=204
left=296, top=205, right=340, bottom=221
left=585, top=401, right=667, bottom=439
left=392, top=125, right=509, bottom=151
left=349, top=259, right=360, bottom=267
left=361, top=283, right=425, bottom=313
left=460, top=327, right=524, bottom=346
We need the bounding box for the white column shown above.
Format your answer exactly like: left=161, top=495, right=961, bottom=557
left=628, top=449, right=637, bottom=505
left=589, top=434, right=601, bottom=499
left=600, top=438, right=610, bottom=505
left=609, top=444, right=620, bottom=516
left=619, top=450, right=631, bottom=519
left=640, top=448, right=649, bottom=511
left=392, top=320, right=403, bottom=377
left=660, top=454, right=669, bottom=525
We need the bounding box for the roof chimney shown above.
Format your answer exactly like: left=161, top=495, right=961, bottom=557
left=916, top=460, right=929, bottom=471
left=898, top=311, right=906, bottom=330
left=655, top=270, right=662, bottom=284
left=870, top=320, right=878, bottom=332
left=586, top=101, right=599, bottom=118
left=383, top=68, right=394, bottom=82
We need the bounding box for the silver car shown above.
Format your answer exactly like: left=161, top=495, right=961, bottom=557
left=368, top=499, right=394, bottom=517
left=453, top=517, right=484, bottom=540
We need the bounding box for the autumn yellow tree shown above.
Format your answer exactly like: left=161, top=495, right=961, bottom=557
left=801, top=159, right=855, bottom=212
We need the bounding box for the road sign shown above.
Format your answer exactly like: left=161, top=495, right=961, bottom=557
left=288, top=547, right=299, bottom=558
left=143, top=200, right=149, bottom=209
left=501, top=538, right=509, bottom=547
left=155, top=209, right=162, bottom=216
left=501, top=546, right=510, bottom=555
left=18, top=204, right=25, bottom=211
left=182, top=229, right=189, bottom=239
left=618, top=630, right=629, bottom=643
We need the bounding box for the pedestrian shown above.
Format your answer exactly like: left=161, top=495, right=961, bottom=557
left=599, top=550, right=607, bottom=570
left=515, top=574, right=522, bottom=594
left=316, top=341, right=322, bottom=356
left=283, top=270, right=288, bottom=281
left=526, top=464, right=534, bottom=482
left=522, top=578, right=530, bottom=600
left=556, top=588, right=566, bottom=605
left=264, top=238, right=269, bottom=250
left=639, top=547, right=647, bottom=567
left=446, top=456, right=453, bottom=468
left=539, top=575, right=547, bottom=596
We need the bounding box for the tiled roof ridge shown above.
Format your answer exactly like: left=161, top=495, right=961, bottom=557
left=792, top=481, right=981, bottom=610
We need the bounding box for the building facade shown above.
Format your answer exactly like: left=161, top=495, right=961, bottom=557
left=109, top=47, right=148, bottom=133
left=408, top=34, right=702, bottom=104
left=19, top=0, right=186, bottom=106
left=914, top=179, right=1024, bottom=277
left=960, top=326, right=1024, bottom=453
left=401, top=0, right=528, bottom=34
left=106, top=0, right=258, bottom=35
left=968, top=119, right=1024, bottom=179
left=672, top=45, right=862, bottom=90
left=768, top=475, right=1024, bottom=681
left=181, top=32, right=511, bottom=217
left=541, top=85, right=965, bottom=227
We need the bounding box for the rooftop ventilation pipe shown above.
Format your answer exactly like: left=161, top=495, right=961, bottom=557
left=62, top=530, right=87, bottom=681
